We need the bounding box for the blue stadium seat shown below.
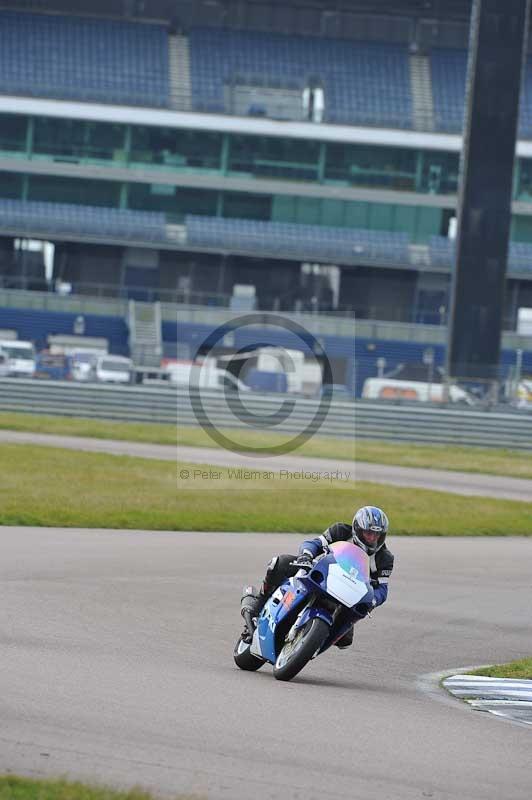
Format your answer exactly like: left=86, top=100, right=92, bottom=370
left=429, top=235, right=532, bottom=274
left=189, top=28, right=413, bottom=129
left=0, top=11, right=169, bottom=107
left=430, top=49, right=467, bottom=133
left=430, top=47, right=532, bottom=137
left=185, top=215, right=411, bottom=267
left=0, top=198, right=167, bottom=244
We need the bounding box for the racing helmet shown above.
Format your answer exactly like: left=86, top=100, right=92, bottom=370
left=352, top=506, right=389, bottom=555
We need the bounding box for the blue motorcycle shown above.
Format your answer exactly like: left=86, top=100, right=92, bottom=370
left=234, top=541, right=374, bottom=681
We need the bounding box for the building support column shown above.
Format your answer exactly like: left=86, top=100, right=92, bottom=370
left=447, top=0, right=531, bottom=382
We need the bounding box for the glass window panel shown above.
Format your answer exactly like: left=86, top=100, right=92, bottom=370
left=518, top=159, right=532, bottom=200
left=130, top=126, right=222, bottom=170
left=0, top=114, right=28, bottom=154
left=84, top=122, right=125, bottom=162
left=321, top=198, right=345, bottom=227
left=419, top=151, right=459, bottom=194
left=325, top=143, right=417, bottom=191
left=271, top=195, right=297, bottom=222
left=28, top=175, right=121, bottom=207
left=229, top=134, right=320, bottom=181
left=295, top=197, right=321, bottom=224
left=0, top=171, right=24, bottom=199
left=129, top=183, right=218, bottom=221
left=174, top=187, right=218, bottom=216
left=33, top=117, right=123, bottom=162
left=223, top=192, right=271, bottom=220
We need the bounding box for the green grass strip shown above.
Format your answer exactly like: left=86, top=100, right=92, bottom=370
left=470, top=657, right=532, bottom=680
left=0, top=777, right=194, bottom=800
left=0, top=411, right=531, bottom=478
left=1, top=443, right=531, bottom=534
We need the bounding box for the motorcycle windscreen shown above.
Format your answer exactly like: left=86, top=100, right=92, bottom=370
left=326, top=542, right=371, bottom=607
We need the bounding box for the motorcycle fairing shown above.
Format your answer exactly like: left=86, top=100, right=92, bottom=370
left=293, top=606, right=334, bottom=632
left=250, top=579, right=307, bottom=663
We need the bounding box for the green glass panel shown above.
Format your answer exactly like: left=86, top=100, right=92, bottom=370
left=393, top=205, right=417, bottom=236
left=511, top=215, right=532, bottom=242
left=414, top=207, right=442, bottom=242
left=295, top=197, right=321, bottom=224
left=272, top=195, right=297, bottom=222
left=0, top=114, right=28, bottom=154
left=368, top=203, right=394, bottom=230
left=344, top=201, right=368, bottom=228
left=321, top=198, right=345, bottom=227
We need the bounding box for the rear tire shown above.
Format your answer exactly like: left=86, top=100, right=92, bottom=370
left=273, top=617, right=329, bottom=682
left=233, top=636, right=265, bottom=671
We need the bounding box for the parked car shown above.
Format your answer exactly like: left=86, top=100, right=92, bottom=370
left=93, top=355, right=133, bottom=384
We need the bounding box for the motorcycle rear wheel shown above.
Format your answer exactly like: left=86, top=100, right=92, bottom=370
left=273, top=618, right=329, bottom=682
left=233, top=636, right=265, bottom=671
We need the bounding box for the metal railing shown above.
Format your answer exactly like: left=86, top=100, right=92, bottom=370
left=0, top=379, right=531, bottom=450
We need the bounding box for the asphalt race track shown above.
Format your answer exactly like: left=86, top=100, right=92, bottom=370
left=1, top=528, right=531, bottom=800
left=1, top=430, right=531, bottom=501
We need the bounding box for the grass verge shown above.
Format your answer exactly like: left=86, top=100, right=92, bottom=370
left=0, top=411, right=532, bottom=478
left=1, top=443, right=531, bottom=534
left=0, top=776, right=193, bottom=800
left=470, top=658, right=532, bottom=680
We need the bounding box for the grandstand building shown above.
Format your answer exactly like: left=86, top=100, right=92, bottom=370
left=0, top=0, right=531, bottom=390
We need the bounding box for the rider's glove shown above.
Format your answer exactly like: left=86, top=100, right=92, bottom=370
left=294, top=552, right=314, bottom=570
left=355, top=598, right=377, bottom=617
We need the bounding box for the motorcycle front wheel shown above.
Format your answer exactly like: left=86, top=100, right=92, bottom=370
left=273, top=617, right=329, bottom=682
left=233, top=636, right=265, bottom=671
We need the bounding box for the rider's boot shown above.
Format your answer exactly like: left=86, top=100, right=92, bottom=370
left=334, top=625, right=354, bottom=649
left=240, top=559, right=281, bottom=641
left=240, top=585, right=266, bottom=642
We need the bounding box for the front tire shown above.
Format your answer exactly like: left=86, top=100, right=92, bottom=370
left=273, top=617, right=329, bottom=682
left=233, top=636, right=265, bottom=671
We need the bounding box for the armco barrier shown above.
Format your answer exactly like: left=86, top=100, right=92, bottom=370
left=0, top=378, right=531, bottom=450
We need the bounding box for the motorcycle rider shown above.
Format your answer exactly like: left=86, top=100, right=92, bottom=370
left=241, top=506, right=393, bottom=648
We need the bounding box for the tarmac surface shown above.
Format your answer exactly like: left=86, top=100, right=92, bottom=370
left=1, top=429, right=532, bottom=501
left=1, top=528, right=531, bottom=800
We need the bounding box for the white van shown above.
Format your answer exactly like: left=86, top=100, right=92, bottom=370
left=362, top=378, right=473, bottom=404
left=93, top=355, right=133, bottom=384
left=0, top=340, right=36, bottom=377
left=166, top=360, right=249, bottom=392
